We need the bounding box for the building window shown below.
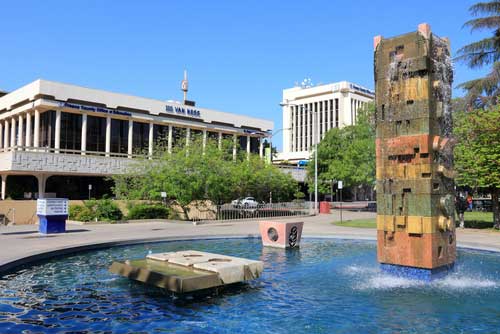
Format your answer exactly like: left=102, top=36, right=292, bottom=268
left=191, top=129, right=203, bottom=143
left=207, top=131, right=219, bottom=144
left=295, top=106, right=300, bottom=151
left=250, top=137, right=260, bottom=154
left=335, top=98, right=339, bottom=127
left=351, top=99, right=354, bottom=125
left=329, top=99, right=334, bottom=129
left=133, top=121, right=149, bottom=154
left=221, top=133, right=234, bottom=155
left=172, top=126, right=187, bottom=148
left=309, top=111, right=312, bottom=148
left=304, top=107, right=309, bottom=138
left=319, top=104, right=323, bottom=137
left=111, top=119, right=129, bottom=154
left=40, top=110, right=56, bottom=148
left=238, top=135, right=247, bottom=152
left=153, top=124, right=169, bottom=148
left=60, top=112, right=82, bottom=152
left=86, top=115, right=106, bottom=152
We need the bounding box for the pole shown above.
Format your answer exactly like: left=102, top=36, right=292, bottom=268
left=340, top=188, right=343, bottom=224
left=314, top=109, right=318, bottom=214
left=270, top=136, right=272, bottom=163
left=330, top=180, right=333, bottom=202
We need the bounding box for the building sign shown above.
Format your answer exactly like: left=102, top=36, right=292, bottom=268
left=37, top=198, right=69, bottom=216
left=165, top=105, right=201, bottom=118
left=60, top=102, right=132, bottom=117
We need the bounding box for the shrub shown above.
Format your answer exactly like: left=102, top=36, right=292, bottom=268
left=69, top=204, right=94, bottom=222
left=77, top=207, right=95, bottom=222
left=94, top=199, right=123, bottom=221
left=463, top=220, right=494, bottom=229
left=127, top=203, right=170, bottom=220
left=294, top=191, right=305, bottom=200
left=68, top=199, right=123, bottom=222
left=69, top=204, right=84, bottom=220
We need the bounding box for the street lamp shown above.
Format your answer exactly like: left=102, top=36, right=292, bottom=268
left=268, top=127, right=292, bottom=163
left=280, top=100, right=320, bottom=214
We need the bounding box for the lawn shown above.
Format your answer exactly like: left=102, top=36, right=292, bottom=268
left=461, top=211, right=496, bottom=230
left=463, top=211, right=493, bottom=223
left=332, top=211, right=497, bottom=230
left=333, top=218, right=376, bottom=228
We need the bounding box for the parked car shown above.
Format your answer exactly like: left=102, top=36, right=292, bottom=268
left=232, top=197, right=259, bottom=208
left=231, top=198, right=243, bottom=207
left=473, top=198, right=493, bottom=212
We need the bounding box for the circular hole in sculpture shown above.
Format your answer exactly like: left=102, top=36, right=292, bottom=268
left=268, top=227, right=279, bottom=242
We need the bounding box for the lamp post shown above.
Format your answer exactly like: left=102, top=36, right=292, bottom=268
left=280, top=100, right=320, bottom=214
left=268, top=127, right=291, bottom=163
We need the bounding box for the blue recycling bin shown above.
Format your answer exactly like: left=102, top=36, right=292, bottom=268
left=37, top=198, right=69, bottom=234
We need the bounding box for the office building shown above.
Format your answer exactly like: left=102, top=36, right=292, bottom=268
left=276, top=81, right=374, bottom=163
left=0, top=79, right=273, bottom=199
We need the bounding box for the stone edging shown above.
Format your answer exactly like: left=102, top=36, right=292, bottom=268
left=0, top=234, right=498, bottom=276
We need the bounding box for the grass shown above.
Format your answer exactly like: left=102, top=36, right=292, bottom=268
left=463, top=211, right=493, bottom=223
left=333, top=218, right=376, bottom=228
left=332, top=211, right=497, bottom=230
left=461, top=211, right=498, bottom=231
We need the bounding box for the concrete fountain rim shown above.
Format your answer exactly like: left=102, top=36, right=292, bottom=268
left=0, top=234, right=498, bottom=276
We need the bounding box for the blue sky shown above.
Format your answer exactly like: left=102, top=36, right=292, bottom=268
left=0, top=0, right=489, bottom=150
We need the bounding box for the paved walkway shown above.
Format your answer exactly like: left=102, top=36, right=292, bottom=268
left=1, top=210, right=499, bottom=273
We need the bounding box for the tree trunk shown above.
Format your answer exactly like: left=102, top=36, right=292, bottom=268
left=182, top=206, right=190, bottom=221
left=492, top=187, right=500, bottom=229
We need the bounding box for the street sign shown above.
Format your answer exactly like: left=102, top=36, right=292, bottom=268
left=338, top=181, right=343, bottom=189
left=161, top=192, right=167, bottom=198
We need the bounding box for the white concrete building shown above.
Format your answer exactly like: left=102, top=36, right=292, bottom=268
left=276, top=81, right=374, bottom=164
left=0, top=79, right=273, bottom=199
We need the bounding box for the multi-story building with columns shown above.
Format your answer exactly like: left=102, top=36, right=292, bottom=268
left=0, top=79, right=272, bottom=200
left=275, top=81, right=374, bottom=164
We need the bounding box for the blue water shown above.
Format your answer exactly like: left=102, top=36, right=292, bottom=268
left=0, top=238, right=500, bottom=333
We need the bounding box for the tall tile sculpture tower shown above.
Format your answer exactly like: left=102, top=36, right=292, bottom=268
left=374, top=24, right=456, bottom=279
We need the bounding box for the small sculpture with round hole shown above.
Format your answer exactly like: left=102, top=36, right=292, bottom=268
left=259, top=221, right=304, bottom=248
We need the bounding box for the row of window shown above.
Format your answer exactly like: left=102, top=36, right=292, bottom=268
left=291, top=99, right=340, bottom=152
left=10, top=111, right=261, bottom=154
left=350, top=99, right=367, bottom=124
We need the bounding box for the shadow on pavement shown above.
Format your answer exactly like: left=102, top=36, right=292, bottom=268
left=2, top=229, right=90, bottom=236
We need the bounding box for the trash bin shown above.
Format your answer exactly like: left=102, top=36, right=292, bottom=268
left=319, top=201, right=331, bottom=214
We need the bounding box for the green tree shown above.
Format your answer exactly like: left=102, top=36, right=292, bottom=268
left=456, top=0, right=500, bottom=107
left=454, top=106, right=500, bottom=228
left=113, top=136, right=296, bottom=219
left=307, top=103, right=375, bottom=200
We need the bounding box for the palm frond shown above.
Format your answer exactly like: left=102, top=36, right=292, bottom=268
left=469, top=1, right=500, bottom=16
left=456, top=36, right=497, bottom=54
left=464, top=16, right=500, bottom=31
left=457, top=62, right=500, bottom=108
left=455, top=37, right=500, bottom=67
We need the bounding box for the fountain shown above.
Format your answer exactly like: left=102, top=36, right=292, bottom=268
left=374, top=23, right=456, bottom=280
left=109, top=250, right=263, bottom=293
